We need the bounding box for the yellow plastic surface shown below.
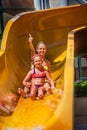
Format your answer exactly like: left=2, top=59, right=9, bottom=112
left=0, top=4, right=87, bottom=130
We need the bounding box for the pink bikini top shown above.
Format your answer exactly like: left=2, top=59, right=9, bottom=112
left=32, top=68, right=46, bottom=78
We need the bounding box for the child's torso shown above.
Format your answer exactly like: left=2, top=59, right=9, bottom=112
left=32, top=68, right=46, bottom=86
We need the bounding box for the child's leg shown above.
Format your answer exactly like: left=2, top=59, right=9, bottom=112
left=30, top=85, right=37, bottom=100
left=18, top=82, right=31, bottom=98
left=38, top=87, right=44, bottom=99
left=44, top=82, right=52, bottom=94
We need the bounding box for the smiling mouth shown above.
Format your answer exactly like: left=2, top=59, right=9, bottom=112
left=40, top=52, right=44, bottom=54
left=37, top=63, right=40, bottom=65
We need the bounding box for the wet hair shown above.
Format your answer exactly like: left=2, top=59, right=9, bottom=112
left=36, top=41, right=47, bottom=49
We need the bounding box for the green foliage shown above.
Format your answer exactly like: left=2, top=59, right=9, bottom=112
left=74, top=81, right=87, bottom=97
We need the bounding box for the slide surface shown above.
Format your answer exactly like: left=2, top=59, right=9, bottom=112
left=0, top=4, right=87, bottom=130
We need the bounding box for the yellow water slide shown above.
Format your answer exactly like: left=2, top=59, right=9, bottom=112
left=0, top=4, right=87, bottom=130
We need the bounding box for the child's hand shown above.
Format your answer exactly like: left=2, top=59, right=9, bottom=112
left=51, top=86, right=55, bottom=90
left=28, top=34, right=33, bottom=43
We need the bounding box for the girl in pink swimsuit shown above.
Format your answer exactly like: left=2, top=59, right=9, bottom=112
left=21, top=54, right=55, bottom=99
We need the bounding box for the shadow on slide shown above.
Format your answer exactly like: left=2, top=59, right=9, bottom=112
left=0, top=4, right=87, bottom=130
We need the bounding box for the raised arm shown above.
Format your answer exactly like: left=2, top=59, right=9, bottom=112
left=28, top=34, right=36, bottom=57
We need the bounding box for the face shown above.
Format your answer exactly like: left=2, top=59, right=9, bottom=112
left=34, top=56, right=43, bottom=68
left=36, top=43, right=47, bottom=57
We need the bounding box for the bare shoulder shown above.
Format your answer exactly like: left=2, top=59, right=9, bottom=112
left=27, top=69, right=33, bottom=75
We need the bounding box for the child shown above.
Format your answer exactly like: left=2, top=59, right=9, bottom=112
left=19, top=54, right=55, bottom=100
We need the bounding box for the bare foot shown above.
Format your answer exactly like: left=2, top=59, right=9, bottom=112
left=38, top=95, right=43, bottom=99
left=18, top=88, right=27, bottom=98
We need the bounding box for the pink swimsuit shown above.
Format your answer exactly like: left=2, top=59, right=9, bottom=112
left=32, top=68, right=46, bottom=88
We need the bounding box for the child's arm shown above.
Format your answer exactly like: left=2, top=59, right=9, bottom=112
left=28, top=34, right=36, bottom=57
left=45, top=71, right=55, bottom=89
left=22, top=70, right=32, bottom=87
